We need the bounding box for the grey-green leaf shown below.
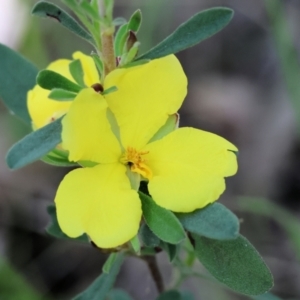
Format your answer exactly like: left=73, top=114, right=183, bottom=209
left=157, top=290, right=181, bottom=300
left=177, top=203, right=239, bottom=240
left=47, top=205, right=89, bottom=242
left=137, top=7, right=233, bottom=60
left=107, top=289, right=133, bottom=300
left=193, top=234, right=273, bottom=295
left=251, top=292, right=282, bottom=300
left=73, top=253, right=125, bottom=300
left=37, top=70, right=82, bottom=93
left=139, top=192, right=186, bottom=244
left=32, top=1, right=96, bottom=46
left=139, top=223, right=160, bottom=248
left=0, top=43, right=38, bottom=124
left=6, top=118, right=62, bottom=169
left=159, top=241, right=178, bottom=262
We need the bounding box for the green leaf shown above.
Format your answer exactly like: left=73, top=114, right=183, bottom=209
left=79, top=0, right=100, bottom=20
left=193, top=234, right=273, bottom=295
left=120, top=42, right=140, bottom=65
left=73, top=252, right=125, bottom=300
left=177, top=203, right=239, bottom=240
left=46, top=205, right=89, bottom=242
left=0, top=43, right=38, bottom=124
left=91, top=52, right=104, bottom=81
left=157, top=290, right=181, bottom=300
left=114, top=23, right=128, bottom=57
left=130, top=235, right=141, bottom=254
left=102, top=86, right=118, bottom=96
left=32, top=1, right=96, bottom=46
left=107, top=289, right=133, bottom=300
left=37, top=70, right=82, bottom=93
left=139, top=192, right=186, bottom=244
left=251, top=292, right=282, bottom=300
left=48, top=88, right=77, bottom=101
left=138, top=7, right=234, bottom=60
left=6, top=118, right=62, bottom=169
left=121, top=59, right=150, bottom=69
left=102, top=253, right=118, bottom=274
left=159, top=241, right=178, bottom=262
left=139, top=223, right=160, bottom=248
left=69, top=59, right=86, bottom=87
left=127, top=9, right=142, bottom=32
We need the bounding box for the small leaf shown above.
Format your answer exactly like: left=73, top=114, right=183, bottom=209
left=159, top=241, right=178, bottom=262
left=139, top=223, right=160, bottom=248
left=32, top=1, right=96, bottom=46
left=113, top=17, right=127, bottom=26
left=102, top=253, right=118, bottom=274
left=139, top=192, right=186, bottom=244
left=102, top=86, right=118, bottom=96
left=252, top=292, right=282, bottom=300
left=149, top=114, right=179, bottom=143
left=48, top=88, right=77, bottom=101
left=107, top=289, right=133, bottom=300
left=6, top=118, right=62, bottom=169
left=73, top=252, right=125, bottom=300
left=37, top=70, right=82, bottom=93
left=138, top=7, right=234, bottom=60
left=121, top=59, right=150, bottom=69
left=79, top=0, right=100, bottom=20
left=42, top=153, right=77, bottom=167
left=69, top=59, right=86, bottom=87
left=130, top=235, right=141, bottom=254
left=91, top=52, right=104, bottom=81
left=114, top=23, right=128, bottom=57
left=120, top=41, right=140, bottom=65
left=0, top=43, right=38, bottom=124
left=177, top=203, right=239, bottom=240
left=157, top=290, right=181, bottom=300
left=193, top=234, right=273, bottom=295
left=46, top=205, right=89, bottom=242
left=127, top=9, right=142, bottom=32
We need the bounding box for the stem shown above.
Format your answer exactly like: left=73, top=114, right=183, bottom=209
left=99, top=0, right=116, bottom=75
left=144, top=255, right=164, bottom=293
left=101, top=29, right=116, bottom=75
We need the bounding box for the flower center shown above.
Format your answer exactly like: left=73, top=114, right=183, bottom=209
left=120, top=147, right=152, bottom=180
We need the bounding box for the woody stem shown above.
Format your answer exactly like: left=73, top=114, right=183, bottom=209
left=144, top=255, right=164, bottom=293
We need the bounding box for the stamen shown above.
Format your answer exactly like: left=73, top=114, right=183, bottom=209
left=121, top=147, right=152, bottom=180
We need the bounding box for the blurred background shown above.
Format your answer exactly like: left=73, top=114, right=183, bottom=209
left=1, top=0, right=300, bottom=299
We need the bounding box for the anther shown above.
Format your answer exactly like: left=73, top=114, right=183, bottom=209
left=91, top=83, right=104, bottom=93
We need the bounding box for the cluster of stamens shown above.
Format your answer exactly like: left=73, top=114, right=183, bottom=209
left=120, top=147, right=152, bottom=180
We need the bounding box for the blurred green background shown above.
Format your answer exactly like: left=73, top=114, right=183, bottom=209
left=1, top=0, right=300, bottom=299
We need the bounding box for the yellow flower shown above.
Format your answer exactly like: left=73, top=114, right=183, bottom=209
left=54, top=55, right=238, bottom=248
left=27, top=51, right=99, bottom=129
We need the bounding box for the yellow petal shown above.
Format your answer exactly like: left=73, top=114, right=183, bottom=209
left=144, top=127, right=238, bottom=212
left=104, top=55, right=187, bottom=149
left=55, top=163, right=142, bottom=248
left=27, top=59, right=73, bottom=129
left=62, top=88, right=121, bottom=163
left=73, top=51, right=100, bottom=86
